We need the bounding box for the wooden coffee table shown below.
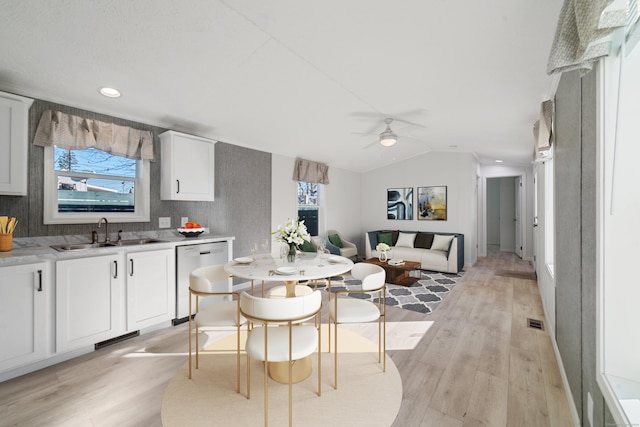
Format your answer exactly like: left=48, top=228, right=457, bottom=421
left=363, top=258, right=421, bottom=286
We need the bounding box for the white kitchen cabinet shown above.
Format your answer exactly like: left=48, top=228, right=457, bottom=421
left=126, top=248, right=175, bottom=331
left=0, top=91, right=33, bottom=196
left=160, top=130, right=215, bottom=201
left=56, top=254, right=125, bottom=353
left=0, top=262, right=50, bottom=373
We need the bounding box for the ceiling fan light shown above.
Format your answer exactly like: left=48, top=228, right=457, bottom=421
left=379, top=130, right=397, bottom=147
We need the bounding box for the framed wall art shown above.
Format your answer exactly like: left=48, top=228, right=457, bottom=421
left=387, top=187, right=413, bottom=220
left=418, top=186, right=447, bottom=220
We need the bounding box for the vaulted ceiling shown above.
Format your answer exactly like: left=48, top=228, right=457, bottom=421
left=0, top=1, right=562, bottom=172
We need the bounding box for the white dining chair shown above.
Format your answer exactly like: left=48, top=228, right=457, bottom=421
left=240, top=290, right=322, bottom=427
left=328, top=262, right=386, bottom=389
left=189, top=265, right=247, bottom=395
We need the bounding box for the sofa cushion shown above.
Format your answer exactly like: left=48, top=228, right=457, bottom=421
left=431, top=234, right=454, bottom=251
left=414, top=232, right=434, bottom=249
left=367, top=231, right=379, bottom=249
left=377, top=232, right=393, bottom=246
left=300, top=239, right=316, bottom=252
left=328, top=234, right=343, bottom=248
left=395, top=232, right=416, bottom=248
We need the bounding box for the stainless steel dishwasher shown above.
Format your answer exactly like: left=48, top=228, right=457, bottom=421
left=175, top=241, right=230, bottom=324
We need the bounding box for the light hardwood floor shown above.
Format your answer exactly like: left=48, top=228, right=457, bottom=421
left=0, top=251, right=574, bottom=426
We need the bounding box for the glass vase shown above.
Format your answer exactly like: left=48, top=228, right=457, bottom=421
left=378, top=251, right=388, bottom=262
left=287, top=243, right=297, bottom=263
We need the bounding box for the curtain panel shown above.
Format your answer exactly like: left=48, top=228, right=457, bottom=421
left=547, top=0, right=632, bottom=75
left=33, top=110, right=154, bottom=161
left=292, top=158, right=330, bottom=184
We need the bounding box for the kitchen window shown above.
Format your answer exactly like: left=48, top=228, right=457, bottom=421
left=43, top=145, right=150, bottom=224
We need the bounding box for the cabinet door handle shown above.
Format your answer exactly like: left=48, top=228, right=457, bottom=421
left=113, top=260, right=118, bottom=278
left=176, top=179, right=180, bottom=194
left=37, top=269, right=43, bottom=292
left=130, top=259, right=134, bottom=276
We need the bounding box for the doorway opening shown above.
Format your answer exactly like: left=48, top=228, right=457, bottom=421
left=485, top=176, right=523, bottom=258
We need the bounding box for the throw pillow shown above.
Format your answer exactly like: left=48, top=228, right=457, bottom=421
left=300, top=239, right=316, bottom=252
left=391, top=230, right=400, bottom=246
left=377, top=232, right=393, bottom=246
left=395, top=232, right=417, bottom=248
left=414, top=232, right=434, bottom=249
left=431, top=234, right=454, bottom=251
left=328, top=234, right=343, bottom=248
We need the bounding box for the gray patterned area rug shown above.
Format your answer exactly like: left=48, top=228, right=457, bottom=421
left=314, top=269, right=464, bottom=314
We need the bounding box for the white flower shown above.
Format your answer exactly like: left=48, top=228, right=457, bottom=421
left=273, top=217, right=310, bottom=246
left=376, top=242, right=390, bottom=252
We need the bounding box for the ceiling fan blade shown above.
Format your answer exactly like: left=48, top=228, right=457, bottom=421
left=364, top=140, right=380, bottom=149
left=352, top=131, right=378, bottom=136
left=392, top=117, right=428, bottom=128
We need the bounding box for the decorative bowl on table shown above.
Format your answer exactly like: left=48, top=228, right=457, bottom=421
left=177, top=227, right=205, bottom=238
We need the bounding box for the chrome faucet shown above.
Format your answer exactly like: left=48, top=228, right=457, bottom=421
left=97, top=217, right=109, bottom=243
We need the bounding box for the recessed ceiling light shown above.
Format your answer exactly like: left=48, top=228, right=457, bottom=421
left=99, top=87, right=121, bottom=98
left=495, top=159, right=504, bottom=163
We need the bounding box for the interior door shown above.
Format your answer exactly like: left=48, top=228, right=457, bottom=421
left=515, top=176, right=523, bottom=258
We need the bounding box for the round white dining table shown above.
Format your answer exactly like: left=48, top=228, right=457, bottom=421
left=224, top=251, right=354, bottom=297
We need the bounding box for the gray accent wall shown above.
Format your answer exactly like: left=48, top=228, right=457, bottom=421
left=0, top=97, right=271, bottom=259
left=554, top=69, right=613, bottom=425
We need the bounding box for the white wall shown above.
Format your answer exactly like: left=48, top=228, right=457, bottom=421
left=486, top=179, right=500, bottom=245
left=271, top=154, right=361, bottom=255
left=499, top=177, right=516, bottom=251
left=360, top=151, right=478, bottom=268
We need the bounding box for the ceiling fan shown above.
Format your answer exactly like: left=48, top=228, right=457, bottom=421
left=355, top=117, right=426, bottom=149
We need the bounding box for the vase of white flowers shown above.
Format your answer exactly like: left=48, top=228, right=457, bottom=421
left=273, top=217, right=310, bottom=263
left=376, top=242, right=390, bottom=262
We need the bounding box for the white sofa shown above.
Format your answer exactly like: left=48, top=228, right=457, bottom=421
left=365, top=230, right=464, bottom=274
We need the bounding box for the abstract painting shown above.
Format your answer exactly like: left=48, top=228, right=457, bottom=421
left=418, top=186, right=447, bottom=220
left=387, top=187, right=413, bottom=220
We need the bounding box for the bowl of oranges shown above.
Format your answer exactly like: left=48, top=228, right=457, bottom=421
left=178, top=221, right=205, bottom=237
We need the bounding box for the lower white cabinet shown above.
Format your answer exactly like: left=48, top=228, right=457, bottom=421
left=56, top=254, right=125, bottom=353
left=126, top=248, right=175, bottom=331
left=0, top=262, right=50, bottom=373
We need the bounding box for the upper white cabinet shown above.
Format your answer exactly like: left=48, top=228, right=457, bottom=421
left=160, top=130, right=215, bottom=201
left=0, top=91, right=33, bottom=196
left=0, top=262, right=50, bottom=373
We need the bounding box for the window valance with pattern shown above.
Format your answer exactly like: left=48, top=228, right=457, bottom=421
left=292, top=158, right=330, bottom=184
left=33, top=110, right=154, bottom=161
left=547, top=0, right=636, bottom=75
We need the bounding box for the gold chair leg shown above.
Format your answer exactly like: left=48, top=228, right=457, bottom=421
left=188, top=294, right=193, bottom=379
left=317, top=317, right=322, bottom=397
left=264, top=325, right=269, bottom=427
left=246, top=322, right=251, bottom=400
left=334, top=318, right=338, bottom=390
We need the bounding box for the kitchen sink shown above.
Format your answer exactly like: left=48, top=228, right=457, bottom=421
left=50, top=239, right=167, bottom=251
left=109, top=238, right=167, bottom=246
left=50, top=242, right=116, bottom=252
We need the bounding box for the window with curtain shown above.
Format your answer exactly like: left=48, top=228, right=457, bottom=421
left=35, top=110, right=152, bottom=224
left=297, top=181, right=320, bottom=236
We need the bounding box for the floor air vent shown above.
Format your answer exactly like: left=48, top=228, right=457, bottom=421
left=527, top=318, right=544, bottom=331
left=95, top=331, right=140, bottom=350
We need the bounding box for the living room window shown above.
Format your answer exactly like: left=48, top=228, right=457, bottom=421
left=43, top=145, right=150, bottom=224
left=545, top=157, right=555, bottom=277
left=297, top=181, right=320, bottom=236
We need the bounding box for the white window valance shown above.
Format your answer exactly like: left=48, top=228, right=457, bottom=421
left=33, top=110, right=154, bottom=161
left=547, top=0, right=636, bottom=75
left=292, top=158, right=329, bottom=184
